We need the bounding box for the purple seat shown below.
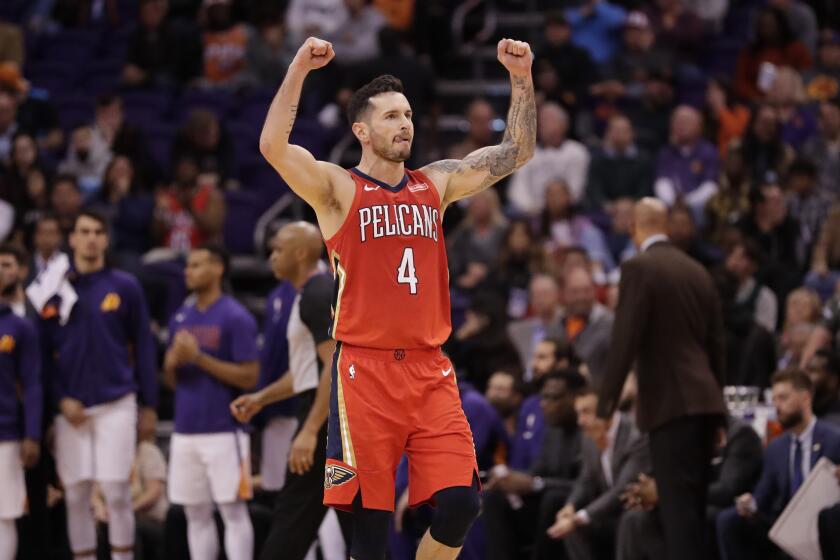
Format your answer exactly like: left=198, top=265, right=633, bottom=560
left=223, top=191, right=262, bottom=254
left=122, top=90, right=172, bottom=117
left=54, top=95, right=95, bottom=130
left=175, top=89, right=233, bottom=121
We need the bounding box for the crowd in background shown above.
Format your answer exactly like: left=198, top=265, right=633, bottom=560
left=0, top=0, right=840, bottom=559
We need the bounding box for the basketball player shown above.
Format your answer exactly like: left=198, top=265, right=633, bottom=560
left=260, top=36, right=536, bottom=560
left=0, top=245, right=41, bottom=560
left=164, top=244, right=259, bottom=560
left=41, top=210, right=157, bottom=560
left=231, top=222, right=349, bottom=560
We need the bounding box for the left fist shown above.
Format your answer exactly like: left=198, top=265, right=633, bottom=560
left=497, top=38, right=533, bottom=77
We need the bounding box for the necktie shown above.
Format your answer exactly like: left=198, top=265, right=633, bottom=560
left=791, top=439, right=804, bottom=497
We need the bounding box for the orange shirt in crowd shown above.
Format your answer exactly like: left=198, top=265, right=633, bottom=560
left=203, top=24, right=249, bottom=85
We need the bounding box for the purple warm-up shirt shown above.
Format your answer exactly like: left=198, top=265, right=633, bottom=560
left=0, top=305, right=41, bottom=441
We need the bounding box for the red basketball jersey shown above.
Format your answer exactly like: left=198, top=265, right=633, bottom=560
left=324, top=167, right=451, bottom=349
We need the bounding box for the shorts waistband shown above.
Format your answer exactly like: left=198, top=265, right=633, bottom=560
left=338, top=343, right=443, bottom=363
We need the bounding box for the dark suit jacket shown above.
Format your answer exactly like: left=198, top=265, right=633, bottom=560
left=530, top=425, right=583, bottom=494
left=597, top=240, right=727, bottom=431
left=708, top=418, right=764, bottom=509
left=753, top=420, right=840, bottom=519
left=567, top=413, right=650, bottom=524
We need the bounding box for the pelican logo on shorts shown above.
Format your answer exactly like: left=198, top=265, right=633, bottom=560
left=394, top=349, right=406, bottom=361
left=100, top=292, right=121, bottom=312
left=324, top=464, right=356, bottom=489
left=0, top=335, right=15, bottom=353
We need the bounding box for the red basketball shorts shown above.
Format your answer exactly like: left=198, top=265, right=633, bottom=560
left=323, top=343, right=479, bottom=512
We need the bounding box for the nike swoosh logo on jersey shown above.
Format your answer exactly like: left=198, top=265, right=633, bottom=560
left=442, top=367, right=452, bottom=376
left=363, top=185, right=380, bottom=191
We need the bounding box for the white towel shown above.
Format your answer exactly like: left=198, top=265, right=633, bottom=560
left=25, top=253, right=77, bottom=324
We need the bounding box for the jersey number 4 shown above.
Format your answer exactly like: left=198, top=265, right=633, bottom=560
left=397, top=247, right=419, bottom=295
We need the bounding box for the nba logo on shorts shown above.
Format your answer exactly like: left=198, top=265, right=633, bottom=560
left=349, top=364, right=356, bottom=379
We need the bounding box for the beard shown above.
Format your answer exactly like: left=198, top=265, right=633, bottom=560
left=0, top=282, right=17, bottom=297
left=779, top=409, right=804, bottom=430
left=371, top=135, right=411, bottom=163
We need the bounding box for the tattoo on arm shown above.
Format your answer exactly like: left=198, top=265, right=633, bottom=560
left=285, top=104, right=298, bottom=135
left=428, top=74, right=536, bottom=198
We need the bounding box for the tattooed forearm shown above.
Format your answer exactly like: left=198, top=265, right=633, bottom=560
left=285, top=104, right=298, bottom=135
left=260, top=68, right=307, bottom=157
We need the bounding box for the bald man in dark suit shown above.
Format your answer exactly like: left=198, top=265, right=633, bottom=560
left=597, top=198, right=727, bottom=560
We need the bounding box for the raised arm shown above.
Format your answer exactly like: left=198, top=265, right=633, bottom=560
left=423, top=39, right=536, bottom=207
left=259, top=37, right=345, bottom=212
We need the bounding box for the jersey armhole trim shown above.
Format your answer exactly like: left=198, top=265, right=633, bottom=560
left=324, top=171, right=363, bottom=245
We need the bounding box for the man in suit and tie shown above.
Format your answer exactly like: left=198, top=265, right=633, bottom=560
left=717, top=368, right=840, bottom=559
left=508, top=274, right=563, bottom=380
left=546, top=386, right=649, bottom=560
left=598, top=198, right=727, bottom=560
left=556, top=267, right=614, bottom=383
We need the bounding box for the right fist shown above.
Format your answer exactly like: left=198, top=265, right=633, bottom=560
left=293, top=37, right=335, bottom=71
left=230, top=393, right=263, bottom=423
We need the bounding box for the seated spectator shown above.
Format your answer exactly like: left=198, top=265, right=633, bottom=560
left=546, top=386, right=649, bottom=560
left=563, top=0, right=626, bottom=65
left=737, top=181, right=801, bottom=302
left=538, top=179, right=614, bottom=272
left=508, top=274, right=563, bottom=378
left=734, top=6, right=812, bottom=102
left=486, top=370, right=526, bottom=437
left=49, top=174, right=83, bottom=237
left=0, top=89, right=19, bottom=165
left=585, top=114, right=654, bottom=210
left=446, top=291, right=521, bottom=392
left=805, top=350, right=840, bottom=425
left=778, top=322, right=815, bottom=371
left=590, top=11, right=674, bottom=102
left=805, top=198, right=840, bottom=301
left=509, top=102, right=589, bottom=213
left=447, top=189, right=507, bottom=293
left=123, top=0, right=203, bottom=88
left=682, top=0, right=728, bottom=31
left=644, top=0, right=703, bottom=63
left=786, top=159, right=832, bottom=266
left=92, top=440, right=169, bottom=559
left=91, top=95, right=158, bottom=187
left=779, top=288, right=822, bottom=368
left=704, top=144, right=752, bottom=247
left=494, top=218, right=552, bottom=321
left=1, top=132, right=50, bottom=242
left=533, top=12, right=594, bottom=110
left=802, top=97, right=840, bottom=197
left=801, top=294, right=840, bottom=368
left=604, top=197, right=636, bottom=266
left=725, top=239, right=778, bottom=333
left=58, top=124, right=112, bottom=198
left=200, top=0, right=252, bottom=89
left=284, top=0, right=348, bottom=46
left=171, top=109, right=236, bottom=189
left=704, top=77, right=751, bottom=158
left=716, top=369, right=840, bottom=560
left=618, top=415, right=763, bottom=560
left=88, top=156, right=154, bottom=267
left=447, top=98, right=498, bottom=161
left=669, top=204, right=722, bottom=269
left=715, top=269, right=778, bottom=389
left=621, top=71, right=675, bottom=155
left=654, top=105, right=720, bottom=224
left=484, top=369, right=586, bottom=560
left=556, top=267, right=614, bottom=383
left=29, top=214, right=64, bottom=280
left=804, top=30, right=840, bottom=102
left=245, top=8, right=293, bottom=89
left=0, top=66, right=63, bottom=153
left=766, top=66, right=817, bottom=150
left=331, top=0, right=386, bottom=65
left=152, top=155, right=225, bottom=253
left=766, top=0, right=818, bottom=55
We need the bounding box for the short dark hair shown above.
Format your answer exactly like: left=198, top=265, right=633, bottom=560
left=544, top=11, right=568, bottom=27
left=52, top=173, right=80, bottom=193
left=74, top=209, right=109, bottom=231
left=771, top=368, right=814, bottom=394
left=541, top=336, right=582, bottom=369
left=812, top=349, right=840, bottom=380
left=573, top=383, right=598, bottom=400
left=347, top=74, right=404, bottom=125
left=787, top=158, right=818, bottom=180
left=36, top=212, right=61, bottom=230
left=0, top=243, right=26, bottom=265
left=95, top=93, right=121, bottom=109
left=543, top=367, right=588, bottom=393
left=198, top=242, right=230, bottom=276
left=730, top=238, right=762, bottom=267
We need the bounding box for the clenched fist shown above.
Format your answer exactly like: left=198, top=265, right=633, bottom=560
left=292, top=37, right=336, bottom=72
left=497, top=38, right=533, bottom=77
